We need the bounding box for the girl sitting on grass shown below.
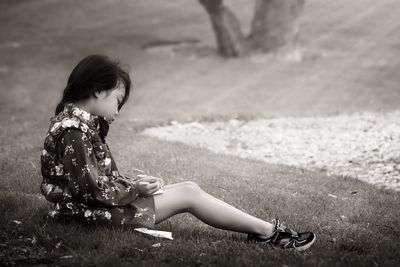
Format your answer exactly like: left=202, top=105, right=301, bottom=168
left=40, top=54, right=316, bottom=251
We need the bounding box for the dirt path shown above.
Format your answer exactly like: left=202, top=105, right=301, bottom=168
left=143, top=111, right=400, bottom=191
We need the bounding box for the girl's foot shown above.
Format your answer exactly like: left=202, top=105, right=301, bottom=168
left=247, top=219, right=316, bottom=251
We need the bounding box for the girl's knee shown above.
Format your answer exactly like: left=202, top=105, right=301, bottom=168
left=178, top=181, right=203, bottom=213
left=159, top=181, right=203, bottom=214
left=180, top=181, right=202, bottom=194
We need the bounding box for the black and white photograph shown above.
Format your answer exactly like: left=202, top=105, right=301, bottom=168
left=0, top=0, right=399, bottom=266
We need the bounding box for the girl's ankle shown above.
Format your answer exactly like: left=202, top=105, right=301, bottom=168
left=254, top=223, right=274, bottom=237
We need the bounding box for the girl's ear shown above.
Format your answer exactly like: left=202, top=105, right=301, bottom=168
left=94, top=90, right=107, bottom=99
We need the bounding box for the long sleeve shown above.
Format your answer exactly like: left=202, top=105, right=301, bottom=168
left=58, top=129, right=140, bottom=207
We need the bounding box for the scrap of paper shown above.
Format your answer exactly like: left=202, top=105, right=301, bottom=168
left=134, top=228, right=173, bottom=240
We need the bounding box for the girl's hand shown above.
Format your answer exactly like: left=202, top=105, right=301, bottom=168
left=137, top=175, right=165, bottom=188
left=136, top=180, right=160, bottom=197
left=136, top=175, right=165, bottom=197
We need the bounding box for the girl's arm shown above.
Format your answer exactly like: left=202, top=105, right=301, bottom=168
left=58, top=129, right=141, bottom=207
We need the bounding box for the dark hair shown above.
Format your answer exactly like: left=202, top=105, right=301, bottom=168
left=55, top=54, right=131, bottom=115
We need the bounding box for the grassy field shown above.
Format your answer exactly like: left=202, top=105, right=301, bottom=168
left=1, top=0, right=400, bottom=266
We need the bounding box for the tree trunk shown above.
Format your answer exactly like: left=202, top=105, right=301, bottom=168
left=198, top=0, right=247, bottom=57
left=248, top=0, right=305, bottom=52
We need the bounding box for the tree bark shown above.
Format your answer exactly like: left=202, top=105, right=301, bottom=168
left=198, top=0, right=247, bottom=57
left=248, top=0, right=305, bottom=52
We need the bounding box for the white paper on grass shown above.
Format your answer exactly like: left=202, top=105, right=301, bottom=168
left=134, top=228, right=173, bottom=240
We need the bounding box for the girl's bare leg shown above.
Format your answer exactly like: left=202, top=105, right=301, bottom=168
left=153, top=181, right=274, bottom=236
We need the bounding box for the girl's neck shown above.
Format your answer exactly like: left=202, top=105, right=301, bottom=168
left=73, top=99, right=94, bottom=115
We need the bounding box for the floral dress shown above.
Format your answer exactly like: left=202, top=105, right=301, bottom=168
left=40, top=103, right=155, bottom=228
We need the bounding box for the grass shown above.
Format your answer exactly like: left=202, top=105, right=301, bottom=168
left=1, top=0, right=400, bottom=266
left=1, top=134, right=399, bottom=266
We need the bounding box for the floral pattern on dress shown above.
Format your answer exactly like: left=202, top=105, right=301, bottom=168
left=40, top=104, right=155, bottom=228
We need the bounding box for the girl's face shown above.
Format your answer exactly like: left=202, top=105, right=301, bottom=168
left=92, top=82, right=126, bottom=124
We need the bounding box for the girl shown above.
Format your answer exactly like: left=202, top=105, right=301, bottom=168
left=40, top=55, right=316, bottom=251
